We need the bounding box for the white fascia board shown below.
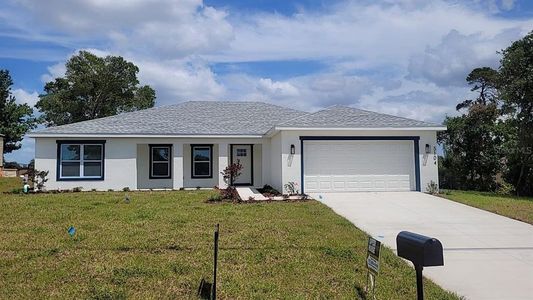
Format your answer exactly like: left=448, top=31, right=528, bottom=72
left=28, top=133, right=264, bottom=139
left=273, top=126, right=447, bottom=131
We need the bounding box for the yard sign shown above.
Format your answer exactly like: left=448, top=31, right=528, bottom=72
left=366, top=236, right=381, bottom=275
left=365, top=236, right=382, bottom=299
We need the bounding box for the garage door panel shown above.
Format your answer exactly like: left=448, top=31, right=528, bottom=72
left=304, top=140, right=415, bottom=193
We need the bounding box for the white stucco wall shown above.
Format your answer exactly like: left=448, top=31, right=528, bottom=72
left=269, top=132, right=283, bottom=192
left=34, top=137, right=268, bottom=191
left=277, top=129, right=440, bottom=193
left=34, top=131, right=438, bottom=192
left=35, top=137, right=137, bottom=191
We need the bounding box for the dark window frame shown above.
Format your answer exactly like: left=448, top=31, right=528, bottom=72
left=191, top=144, right=213, bottom=179
left=56, top=140, right=106, bottom=181
left=149, top=144, right=172, bottom=179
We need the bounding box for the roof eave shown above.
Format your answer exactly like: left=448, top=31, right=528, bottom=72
left=273, top=126, right=447, bottom=131
left=28, top=133, right=265, bottom=139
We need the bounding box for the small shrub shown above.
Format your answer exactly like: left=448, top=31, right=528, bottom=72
left=426, top=180, right=439, bottom=195
left=220, top=186, right=239, bottom=201
left=108, top=189, right=114, bottom=192
left=10, top=188, right=24, bottom=194
left=221, top=161, right=243, bottom=185
left=72, top=187, right=82, bottom=193
left=284, top=182, right=299, bottom=195
left=259, top=184, right=281, bottom=196
left=122, top=187, right=130, bottom=192
left=497, top=181, right=514, bottom=195
left=207, top=193, right=223, bottom=202
left=91, top=188, right=97, bottom=192
left=248, top=196, right=255, bottom=201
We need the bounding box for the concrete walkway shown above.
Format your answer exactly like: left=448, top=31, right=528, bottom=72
left=312, top=192, right=533, bottom=300
left=236, top=187, right=268, bottom=201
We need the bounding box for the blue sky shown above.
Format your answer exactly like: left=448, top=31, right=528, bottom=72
left=1, top=0, right=532, bottom=163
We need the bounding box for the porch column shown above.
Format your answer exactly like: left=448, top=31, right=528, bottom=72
left=218, top=142, right=229, bottom=188
left=173, top=142, right=184, bottom=189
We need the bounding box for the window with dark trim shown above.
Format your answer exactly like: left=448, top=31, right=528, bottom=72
left=57, top=140, right=105, bottom=181
left=150, top=144, right=172, bottom=179
left=191, top=145, right=212, bottom=178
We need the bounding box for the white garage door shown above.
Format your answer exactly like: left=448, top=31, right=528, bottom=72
left=303, top=140, right=415, bottom=192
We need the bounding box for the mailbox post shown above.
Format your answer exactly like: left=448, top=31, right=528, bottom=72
left=396, top=231, right=444, bottom=300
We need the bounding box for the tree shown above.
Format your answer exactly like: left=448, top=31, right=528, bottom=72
left=456, top=67, right=499, bottom=111
left=498, top=31, right=533, bottom=196
left=0, top=70, right=37, bottom=153
left=438, top=68, right=503, bottom=191
left=36, top=51, right=156, bottom=126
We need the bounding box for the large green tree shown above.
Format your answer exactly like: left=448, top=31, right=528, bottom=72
left=0, top=70, right=37, bottom=153
left=439, top=67, right=503, bottom=191
left=499, top=31, right=533, bottom=196
left=36, top=51, right=156, bottom=126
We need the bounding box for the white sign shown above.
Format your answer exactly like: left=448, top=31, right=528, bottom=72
left=366, top=236, right=382, bottom=275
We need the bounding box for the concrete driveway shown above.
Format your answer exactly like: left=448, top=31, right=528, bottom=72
left=313, top=192, right=533, bottom=300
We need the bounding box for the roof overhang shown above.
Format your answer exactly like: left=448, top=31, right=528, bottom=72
left=265, top=126, right=447, bottom=137
left=28, top=133, right=264, bottom=139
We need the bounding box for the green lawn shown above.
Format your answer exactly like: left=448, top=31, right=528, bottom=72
left=0, top=191, right=459, bottom=299
left=440, top=190, right=533, bottom=225
left=0, top=176, right=22, bottom=193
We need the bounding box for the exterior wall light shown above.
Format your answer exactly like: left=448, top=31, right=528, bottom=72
left=425, top=144, right=431, bottom=154
left=290, top=144, right=295, bottom=155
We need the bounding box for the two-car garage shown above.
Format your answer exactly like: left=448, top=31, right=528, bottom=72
left=301, top=137, right=420, bottom=193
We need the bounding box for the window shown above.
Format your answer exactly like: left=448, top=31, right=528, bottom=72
left=150, top=145, right=172, bottom=179
left=236, top=148, right=247, bottom=157
left=57, top=141, right=105, bottom=180
left=191, top=145, right=212, bottom=178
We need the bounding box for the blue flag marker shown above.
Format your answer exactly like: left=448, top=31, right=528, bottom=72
left=319, top=195, right=323, bottom=199
left=68, top=226, right=76, bottom=237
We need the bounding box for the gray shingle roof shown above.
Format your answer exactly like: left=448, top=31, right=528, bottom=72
left=31, top=101, right=442, bottom=136
left=277, top=105, right=441, bottom=128
left=32, top=101, right=307, bottom=136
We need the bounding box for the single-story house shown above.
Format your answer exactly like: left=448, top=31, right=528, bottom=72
left=29, top=101, right=445, bottom=193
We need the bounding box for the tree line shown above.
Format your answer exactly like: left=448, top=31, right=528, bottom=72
left=439, top=31, right=532, bottom=196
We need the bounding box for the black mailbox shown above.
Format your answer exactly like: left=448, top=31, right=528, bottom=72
left=397, top=231, right=444, bottom=267
left=396, top=231, right=444, bottom=300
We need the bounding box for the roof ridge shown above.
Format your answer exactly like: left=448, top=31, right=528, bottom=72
left=343, top=105, right=441, bottom=125
left=275, top=104, right=340, bottom=127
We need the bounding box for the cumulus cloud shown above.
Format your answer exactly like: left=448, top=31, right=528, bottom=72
left=12, top=0, right=234, bottom=59
left=407, top=28, right=525, bottom=87
left=4, top=0, right=533, bottom=129
left=12, top=89, right=39, bottom=106
left=256, top=78, right=300, bottom=98
left=135, top=58, right=226, bottom=104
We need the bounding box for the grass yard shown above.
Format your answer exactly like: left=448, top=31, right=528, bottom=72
left=0, top=176, right=22, bottom=193
left=440, top=190, right=533, bottom=225
left=0, top=191, right=459, bottom=299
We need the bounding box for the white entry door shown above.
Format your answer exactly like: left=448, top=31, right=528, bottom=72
left=303, top=140, right=415, bottom=192
left=232, top=145, right=253, bottom=185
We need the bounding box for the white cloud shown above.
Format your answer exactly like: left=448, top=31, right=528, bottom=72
left=256, top=78, right=300, bottom=98
left=12, top=0, right=234, bottom=59
left=407, top=28, right=525, bottom=87
left=135, top=58, right=226, bottom=104
left=12, top=89, right=39, bottom=107
left=4, top=0, right=533, bottom=163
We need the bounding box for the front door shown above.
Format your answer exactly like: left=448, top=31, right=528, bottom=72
left=231, top=145, right=253, bottom=185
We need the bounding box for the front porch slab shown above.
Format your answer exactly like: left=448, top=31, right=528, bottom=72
left=236, top=187, right=268, bottom=201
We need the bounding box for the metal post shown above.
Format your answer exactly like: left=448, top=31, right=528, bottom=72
left=211, top=224, right=219, bottom=300
left=415, top=265, right=424, bottom=300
